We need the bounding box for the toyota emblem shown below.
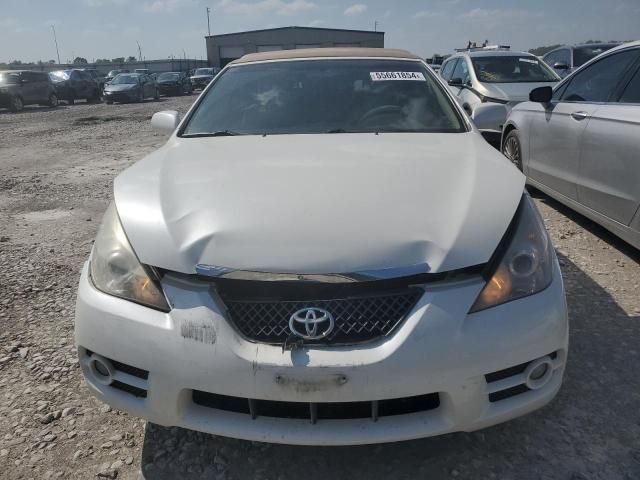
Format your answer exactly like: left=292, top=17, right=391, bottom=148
left=289, top=307, right=335, bottom=340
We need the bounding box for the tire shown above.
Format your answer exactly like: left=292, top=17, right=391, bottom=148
left=49, top=93, right=59, bottom=108
left=154, top=88, right=159, bottom=101
left=136, top=91, right=143, bottom=103
left=105, top=99, right=113, bottom=105
left=9, top=96, right=23, bottom=113
left=90, top=89, right=102, bottom=103
left=67, top=90, right=75, bottom=105
left=502, top=129, right=523, bottom=171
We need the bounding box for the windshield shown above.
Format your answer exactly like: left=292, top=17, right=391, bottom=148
left=158, top=72, right=180, bottom=81
left=574, top=45, right=617, bottom=67
left=0, top=72, right=20, bottom=85
left=111, top=74, right=139, bottom=85
left=49, top=71, right=69, bottom=81
left=472, top=56, right=559, bottom=83
left=182, top=59, right=465, bottom=136
left=194, top=68, right=213, bottom=76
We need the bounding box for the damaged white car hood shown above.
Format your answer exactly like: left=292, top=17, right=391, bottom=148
left=114, top=132, right=524, bottom=275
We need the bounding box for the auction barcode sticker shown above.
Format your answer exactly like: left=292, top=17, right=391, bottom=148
left=370, top=71, right=426, bottom=81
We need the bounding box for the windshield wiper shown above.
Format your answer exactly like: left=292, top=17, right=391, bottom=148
left=182, top=130, right=242, bottom=138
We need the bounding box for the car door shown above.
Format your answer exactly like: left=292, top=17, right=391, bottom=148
left=576, top=51, right=640, bottom=225
left=34, top=72, right=50, bottom=103
left=144, top=75, right=154, bottom=97
left=17, top=72, right=33, bottom=104
left=527, top=48, right=640, bottom=200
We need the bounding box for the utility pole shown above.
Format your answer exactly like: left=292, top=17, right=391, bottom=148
left=51, top=25, right=61, bottom=64
left=374, top=20, right=378, bottom=32
left=206, top=7, right=211, bottom=36
left=136, top=40, right=142, bottom=61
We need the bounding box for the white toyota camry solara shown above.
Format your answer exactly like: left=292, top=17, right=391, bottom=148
left=75, top=48, right=568, bottom=445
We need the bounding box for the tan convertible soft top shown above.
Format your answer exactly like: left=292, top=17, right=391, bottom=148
left=229, top=48, right=421, bottom=65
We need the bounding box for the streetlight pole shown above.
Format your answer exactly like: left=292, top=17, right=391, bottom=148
left=51, top=25, right=61, bottom=64
left=136, top=41, right=142, bottom=61
left=206, top=7, right=211, bottom=36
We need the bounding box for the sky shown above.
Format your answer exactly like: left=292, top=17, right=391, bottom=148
left=1, top=0, right=639, bottom=64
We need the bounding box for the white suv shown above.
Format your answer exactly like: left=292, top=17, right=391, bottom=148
left=76, top=48, right=568, bottom=445
left=440, top=48, right=560, bottom=143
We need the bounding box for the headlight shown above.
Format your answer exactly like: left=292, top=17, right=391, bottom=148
left=470, top=194, right=553, bottom=312
left=89, top=203, right=170, bottom=311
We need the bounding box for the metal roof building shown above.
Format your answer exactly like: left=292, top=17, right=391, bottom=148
left=205, top=26, right=385, bottom=68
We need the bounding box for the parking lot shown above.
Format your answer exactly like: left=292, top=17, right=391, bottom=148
left=0, top=97, right=639, bottom=480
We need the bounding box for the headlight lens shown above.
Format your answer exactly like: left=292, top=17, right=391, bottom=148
left=470, top=194, right=553, bottom=312
left=89, top=203, right=170, bottom=311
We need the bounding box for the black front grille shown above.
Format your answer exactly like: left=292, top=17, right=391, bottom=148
left=192, top=390, right=440, bottom=423
left=220, top=289, right=422, bottom=345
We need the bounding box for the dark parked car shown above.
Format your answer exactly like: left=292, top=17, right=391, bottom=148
left=105, top=69, right=129, bottom=82
left=190, top=67, right=215, bottom=90
left=542, top=43, right=619, bottom=78
left=103, top=73, right=159, bottom=104
left=49, top=69, right=102, bottom=104
left=0, top=70, right=58, bottom=112
left=156, top=71, right=192, bottom=96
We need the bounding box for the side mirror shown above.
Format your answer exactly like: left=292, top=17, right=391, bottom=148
left=471, top=103, right=508, bottom=132
left=448, top=77, right=463, bottom=87
left=151, top=110, right=180, bottom=134
left=529, top=86, right=553, bottom=103
left=553, top=62, right=569, bottom=70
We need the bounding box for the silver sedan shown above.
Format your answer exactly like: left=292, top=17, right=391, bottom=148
left=501, top=41, right=640, bottom=249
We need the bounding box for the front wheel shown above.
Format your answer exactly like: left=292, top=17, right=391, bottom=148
left=49, top=93, right=59, bottom=107
left=502, top=130, right=523, bottom=171
left=9, top=96, right=23, bottom=113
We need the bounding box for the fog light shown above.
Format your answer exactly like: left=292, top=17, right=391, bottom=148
left=529, top=363, right=548, bottom=380
left=524, top=356, right=554, bottom=390
left=88, top=354, right=115, bottom=386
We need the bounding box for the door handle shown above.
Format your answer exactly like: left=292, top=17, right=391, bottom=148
left=571, top=111, right=589, bottom=121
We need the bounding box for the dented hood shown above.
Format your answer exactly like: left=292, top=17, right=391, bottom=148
left=114, top=132, right=524, bottom=275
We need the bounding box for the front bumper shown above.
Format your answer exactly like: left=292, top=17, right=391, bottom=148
left=75, top=261, right=568, bottom=445
left=158, top=85, right=180, bottom=95
left=104, top=90, right=136, bottom=103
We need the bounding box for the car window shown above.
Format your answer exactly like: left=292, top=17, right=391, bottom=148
left=440, top=58, right=457, bottom=80
left=452, top=58, right=470, bottom=84
left=543, top=51, right=558, bottom=66
left=183, top=59, right=466, bottom=136
left=471, top=56, right=559, bottom=83
left=619, top=67, right=640, bottom=104
left=557, top=49, right=571, bottom=66
left=0, top=72, right=20, bottom=85
left=561, top=49, right=640, bottom=103
left=573, top=45, right=617, bottom=68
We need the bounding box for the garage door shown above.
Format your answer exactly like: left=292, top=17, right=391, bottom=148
left=219, top=46, right=245, bottom=59
left=257, top=45, right=283, bottom=52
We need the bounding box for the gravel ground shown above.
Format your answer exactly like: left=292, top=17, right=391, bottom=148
left=0, top=97, right=639, bottom=480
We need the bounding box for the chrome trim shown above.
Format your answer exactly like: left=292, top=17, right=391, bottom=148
left=194, top=262, right=431, bottom=282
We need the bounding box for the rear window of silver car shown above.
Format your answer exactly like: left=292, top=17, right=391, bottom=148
left=182, top=59, right=466, bottom=136
left=472, top=56, right=559, bottom=83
